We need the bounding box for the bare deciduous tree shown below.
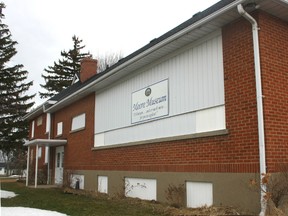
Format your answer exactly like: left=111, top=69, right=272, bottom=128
left=96, top=52, right=123, bottom=73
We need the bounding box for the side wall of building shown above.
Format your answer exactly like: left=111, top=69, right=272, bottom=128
left=68, top=14, right=263, bottom=213
left=37, top=10, right=288, bottom=214
left=87, top=17, right=260, bottom=173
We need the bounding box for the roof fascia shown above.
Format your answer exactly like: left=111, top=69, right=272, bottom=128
left=23, top=105, right=44, bottom=121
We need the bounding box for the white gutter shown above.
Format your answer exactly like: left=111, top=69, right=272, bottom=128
left=45, top=0, right=247, bottom=113
left=237, top=4, right=267, bottom=216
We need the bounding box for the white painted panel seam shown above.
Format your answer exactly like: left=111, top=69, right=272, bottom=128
left=94, top=133, right=105, bottom=147
left=196, top=106, right=226, bottom=133
left=95, top=105, right=225, bottom=147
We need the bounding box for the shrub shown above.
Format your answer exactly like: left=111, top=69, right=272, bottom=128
left=165, top=183, right=185, bottom=208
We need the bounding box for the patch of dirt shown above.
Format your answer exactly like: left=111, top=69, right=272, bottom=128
left=0, top=178, right=18, bottom=183
left=162, top=206, right=243, bottom=216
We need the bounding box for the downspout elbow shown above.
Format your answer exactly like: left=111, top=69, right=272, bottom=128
left=237, top=4, right=258, bottom=28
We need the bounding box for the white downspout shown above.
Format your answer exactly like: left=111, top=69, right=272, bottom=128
left=35, top=144, right=39, bottom=188
left=26, top=146, right=30, bottom=187
left=237, top=4, right=267, bottom=216
left=46, top=113, right=51, bottom=184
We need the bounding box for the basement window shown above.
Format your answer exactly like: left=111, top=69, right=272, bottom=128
left=186, top=182, right=213, bottom=208
left=98, top=176, right=108, bottom=194
left=71, top=113, right=86, bottom=132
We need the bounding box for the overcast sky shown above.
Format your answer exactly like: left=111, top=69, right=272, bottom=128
left=3, top=0, right=219, bottom=107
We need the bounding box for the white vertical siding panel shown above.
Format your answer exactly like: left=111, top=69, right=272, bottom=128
left=191, top=47, right=199, bottom=110
left=95, top=31, right=224, bottom=135
left=196, top=44, right=205, bottom=109
left=206, top=39, right=214, bottom=106
left=217, top=36, right=225, bottom=104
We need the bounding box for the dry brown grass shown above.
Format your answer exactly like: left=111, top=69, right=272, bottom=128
left=0, top=177, right=18, bottom=183
left=63, top=187, right=249, bottom=216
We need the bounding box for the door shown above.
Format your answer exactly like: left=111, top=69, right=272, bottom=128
left=55, top=146, right=64, bottom=185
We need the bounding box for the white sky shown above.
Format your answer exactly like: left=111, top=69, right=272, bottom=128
left=3, top=0, right=219, bottom=107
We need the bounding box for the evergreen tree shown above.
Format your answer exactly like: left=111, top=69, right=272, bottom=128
left=39, top=35, right=91, bottom=98
left=0, top=3, right=35, bottom=169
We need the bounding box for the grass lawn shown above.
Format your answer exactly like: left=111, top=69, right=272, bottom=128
left=1, top=182, right=166, bottom=216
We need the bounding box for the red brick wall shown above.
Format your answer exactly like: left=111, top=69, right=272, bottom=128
left=52, top=93, right=95, bottom=170
left=29, top=113, right=48, bottom=140
left=28, top=114, right=48, bottom=166
left=258, top=12, right=288, bottom=172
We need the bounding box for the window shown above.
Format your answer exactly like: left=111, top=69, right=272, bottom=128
left=45, top=146, right=49, bottom=163
left=71, top=113, right=86, bottom=132
left=38, top=147, right=42, bottom=158
left=186, top=182, right=213, bottom=208
left=57, top=122, right=63, bottom=136
left=98, top=176, right=108, bottom=194
left=125, top=178, right=157, bottom=200
left=70, top=174, right=84, bottom=189
left=46, top=113, right=51, bottom=133
left=37, top=116, right=43, bottom=126
left=31, top=121, right=35, bottom=138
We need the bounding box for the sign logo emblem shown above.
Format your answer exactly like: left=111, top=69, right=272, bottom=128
left=145, top=88, right=151, bottom=96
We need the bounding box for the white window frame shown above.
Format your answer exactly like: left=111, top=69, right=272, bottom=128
left=71, top=113, right=86, bottom=132
left=57, top=122, right=63, bottom=136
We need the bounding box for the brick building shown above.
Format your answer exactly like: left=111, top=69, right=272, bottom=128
left=24, top=0, right=288, bottom=213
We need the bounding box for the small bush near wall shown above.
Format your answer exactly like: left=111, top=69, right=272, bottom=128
left=165, top=183, right=185, bottom=208
left=249, top=170, right=288, bottom=216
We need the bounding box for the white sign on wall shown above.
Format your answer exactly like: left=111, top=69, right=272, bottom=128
left=132, top=79, right=169, bottom=124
